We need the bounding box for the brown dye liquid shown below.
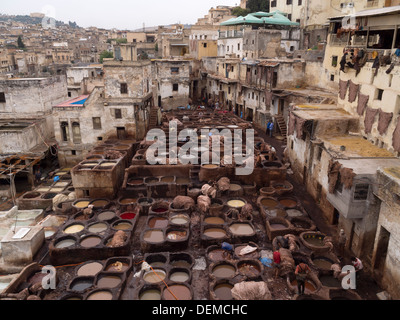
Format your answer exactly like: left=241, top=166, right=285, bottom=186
left=304, top=236, right=325, bottom=247
left=290, top=280, right=317, bottom=293
left=208, top=249, right=232, bottom=261
left=113, top=222, right=132, bottom=230
left=120, top=198, right=137, bottom=204
left=162, top=285, right=192, bottom=300
left=77, top=262, right=103, bottom=276
left=176, top=177, right=190, bottom=184
left=148, top=217, right=169, bottom=228
left=144, top=230, right=165, bottom=243
left=269, top=223, right=287, bottom=230
left=279, top=199, right=297, bottom=208
left=86, top=291, right=113, bottom=300
left=261, top=199, right=278, bottom=207
left=214, top=283, right=233, bottom=300
left=171, top=260, right=191, bottom=268
left=203, top=228, right=226, bottom=239
left=80, top=236, right=102, bottom=248
left=161, top=176, right=175, bottom=183
left=229, top=223, right=254, bottom=235
left=170, top=271, right=189, bottom=282
left=139, top=289, right=161, bottom=300
left=106, top=262, right=129, bottom=272
left=97, top=276, right=121, bottom=289
left=313, top=259, right=333, bottom=270
left=212, top=264, right=236, bottom=278
left=238, top=263, right=260, bottom=277
left=91, top=200, right=109, bottom=207
left=202, top=164, right=218, bottom=169
left=128, top=179, right=143, bottom=185
left=204, top=217, right=225, bottom=225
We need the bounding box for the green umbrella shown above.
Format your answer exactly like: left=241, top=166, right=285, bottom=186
left=262, top=12, right=299, bottom=26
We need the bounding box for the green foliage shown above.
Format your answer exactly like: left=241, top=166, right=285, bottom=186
left=17, top=36, right=25, bottom=49
left=232, top=7, right=250, bottom=17
left=107, top=38, right=128, bottom=44
left=246, top=0, right=269, bottom=13
left=100, top=50, right=113, bottom=63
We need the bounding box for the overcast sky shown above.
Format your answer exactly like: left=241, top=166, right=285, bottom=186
left=1, top=0, right=239, bottom=30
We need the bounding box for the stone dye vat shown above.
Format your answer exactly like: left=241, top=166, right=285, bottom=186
left=169, top=214, right=190, bottom=227
left=162, top=283, right=193, bottom=300
left=206, top=246, right=234, bottom=264
left=234, top=242, right=260, bottom=260
left=278, top=196, right=299, bottom=209
left=265, top=217, right=293, bottom=241
left=300, top=232, right=332, bottom=254
left=229, top=222, right=256, bottom=239
left=272, top=181, right=294, bottom=196
left=210, top=280, right=234, bottom=300
left=138, top=285, right=162, bottom=300
left=210, top=262, right=237, bottom=279
left=288, top=216, right=317, bottom=235
left=137, top=197, right=155, bottom=216
left=237, top=260, right=263, bottom=279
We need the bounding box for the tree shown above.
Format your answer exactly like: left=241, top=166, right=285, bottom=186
left=17, top=36, right=25, bottom=49
left=232, top=6, right=250, bottom=17
left=100, top=50, right=113, bottom=63
left=246, top=0, right=269, bottom=13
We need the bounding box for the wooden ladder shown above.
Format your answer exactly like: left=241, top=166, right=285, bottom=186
left=148, top=107, right=159, bottom=130
left=275, top=115, right=287, bottom=144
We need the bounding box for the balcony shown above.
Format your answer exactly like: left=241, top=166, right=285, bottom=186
left=218, top=30, right=244, bottom=39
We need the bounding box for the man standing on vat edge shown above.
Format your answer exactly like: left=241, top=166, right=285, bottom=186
left=295, top=263, right=311, bottom=295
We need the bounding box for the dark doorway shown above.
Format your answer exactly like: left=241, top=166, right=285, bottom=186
left=117, top=127, right=126, bottom=140
left=374, top=227, right=390, bottom=276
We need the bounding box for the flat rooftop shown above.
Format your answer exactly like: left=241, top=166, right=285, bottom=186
left=292, top=105, right=356, bottom=121
left=338, top=159, right=400, bottom=176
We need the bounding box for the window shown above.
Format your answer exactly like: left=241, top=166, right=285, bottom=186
left=332, top=56, right=338, bottom=67
left=115, top=109, right=122, bottom=119
left=298, top=0, right=302, bottom=4
left=120, top=83, right=128, bottom=94
left=203, top=43, right=207, bottom=48
left=287, top=0, right=292, bottom=4
left=238, top=43, right=240, bottom=50
left=171, top=67, right=179, bottom=74
left=0, top=92, right=5, bottom=103
left=72, top=122, right=81, bottom=144
left=92, top=117, right=102, bottom=130
left=271, top=0, right=277, bottom=7
left=330, top=74, right=335, bottom=81
left=173, top=83, right=179, bottom=91
left=71, top=150, right=76, bottom=156
left=376, top=89, right=384, bottom=101
left=354, top=184, right=369, bottom=201
left=288, top=14, right=292, bottom=21
left=60, top=122, right=69, bottom=142
left=68, top=92, right=72, bottom=98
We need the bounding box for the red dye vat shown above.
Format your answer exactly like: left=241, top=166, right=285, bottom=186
left=153, top=208, right=168, bottom=213
left=120, top=212, right=137, bottom=220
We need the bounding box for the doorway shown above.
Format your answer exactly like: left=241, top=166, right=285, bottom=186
left=374, top=226, right=390, bottom=276
left=117, top=127, right=126, bottom=140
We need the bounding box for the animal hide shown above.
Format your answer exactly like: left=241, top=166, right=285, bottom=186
left=340, top=167, right=356, bottom=190
left=348, top=80, right=360, bottom=103
left=377, top=109, right=393, bottom=136
left=364, top=108, right=378, bottom=134
left=392, top=117, right=400, bottom=152
left=339, top=80, right=349, bottom=100
left=357, top=93, right=369, bottom=116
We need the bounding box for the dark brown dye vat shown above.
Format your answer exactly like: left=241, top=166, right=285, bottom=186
left=69, top=277, right=94, bottom=292
left=213, top=282, right=234, bottom=300
left=148, top=217, right=169, bottom=228
left=96, top=274, right=122, bottom=289
left=237, top=261, right=261, bottom=277
left=208, top=248, right=233, bottom=262
left=80, top=236, right=102, bottom=248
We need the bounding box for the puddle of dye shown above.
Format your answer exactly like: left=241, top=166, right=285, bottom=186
left=98, top=211, right=116, bottom=221
left=77, top=262, right=103, bottom=276
left=148, top=217, right=169, bottom=228
left=203, top=228, right=226, bottom=239
left=143, top=269, right=166, bottom=283
left=261, top=199, right=278, bottom=207
left=74, top=201, right=90, bottom=209
left=212, top=264, right=236, bottom=278
left=80, top=236, right=102, bottom=248
left=88, top=223, right=108, bottom=233
left=238, top=263, right=260, bottom=277
left=91, top=200, right=109, bottom=207
left=71, top=280, right=93, bottom=292
left=144, top=230, right=165, bottom=243
left=227, top=200, right=245, bottom=208
left=162, top=285, right=192, bottom=300
left=105, top=262, right=129, bottom=272
left=170, top=271, right=189, bottom=282
left=86, top=291, right=113, bottom=300
left=97, top=276, right=121, bottom=288
left=290, top=280, right=317, bottom=293
left=113, top=222, right=132, bottom=230
left=214, top=283, right=233, bottom=300
left=55, top=239, right=76, bottom=248
left=167, top=230, right=187, bottom=241
left=170, top=215, right=189, bottom=225
left=279, top=199, right=297, bottom=208
left=204, top=217, right=225, bottom=225
left=120, top=198, right=137, bottom=205
left=64, top=224, right=84, bottom=234
left=313, top=259, right=333, bottom=270
left=229, top=223, right=254, bottom=235
left=269, top=223, right=287, bottom=230
left=120, top=213, right=137, bottom=220
left=139, top=290, right=161, bottom=300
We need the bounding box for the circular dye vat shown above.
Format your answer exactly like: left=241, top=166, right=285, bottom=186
left=313, top=257, right=334, bottom=270
left=119, top=198, right=137, bottom=205
left=88, top=223, right=108, bottom=233
left=55, top=238, right=76, bottom=249
left=70, top=279, right=93, bottom=292
left=167, top=230, right=187, bottom=241
left=227, top=200, right=246, bottom=209
left=74, top=200, right=90, bottom=209
left=148, top=217, right=169, bottom=229
left=151, top=206, right=169, bottom=214
left=143, top=269, right=166, bottom=284
left=90, top=199, right=109, bottom=208
left=113, top=221, right=133, bottom=231
left=212, top=264, right=236, bottom=278
left=290, top=280, right=317, bottom=293
left=139, top=289, right=161, bottom=300
left=97, top=276, right=122, bottom=289
left=98, top=211, right=116, bottom=221
left=143, top=230, right=165, bottom=243
left=170, top=271, right=190, bottom=283
left=208, top=248, right=232, bottom=262
left=86, top=290, right=113, bottom=300
left=238, top=261, right=261, bottom=277
left=77, top=262, right=103, bottom=276
left=80, top=236, right=102, bottom=248
left=229, top=223, right=254, bottom=236
left=170, top=214, right=189, bottom=226
left=304, top=235, right=325, bottom=247
left=229, top=184, right=242, bottom=192
left=105, top=261, right=130, bottom=272
left=128, top=178, right=144, bottom=186
left=204, top=216, right=225, bottom=225
left=64, top=224, right=84, bottom=234
left=214, top=283, right=233, bottom=300
left=203, top=228, right=227, bottom=239
left=171, top=260, right=192, bottom=269
left=279, top=198, right=298, bottom=208
left=162, top=284, right=192, bottom=301
left=120, top=212, right=137, bottom=220
left=234, top=245, right=258, bottom=259
left=261, top=198, right=278, bottom=208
